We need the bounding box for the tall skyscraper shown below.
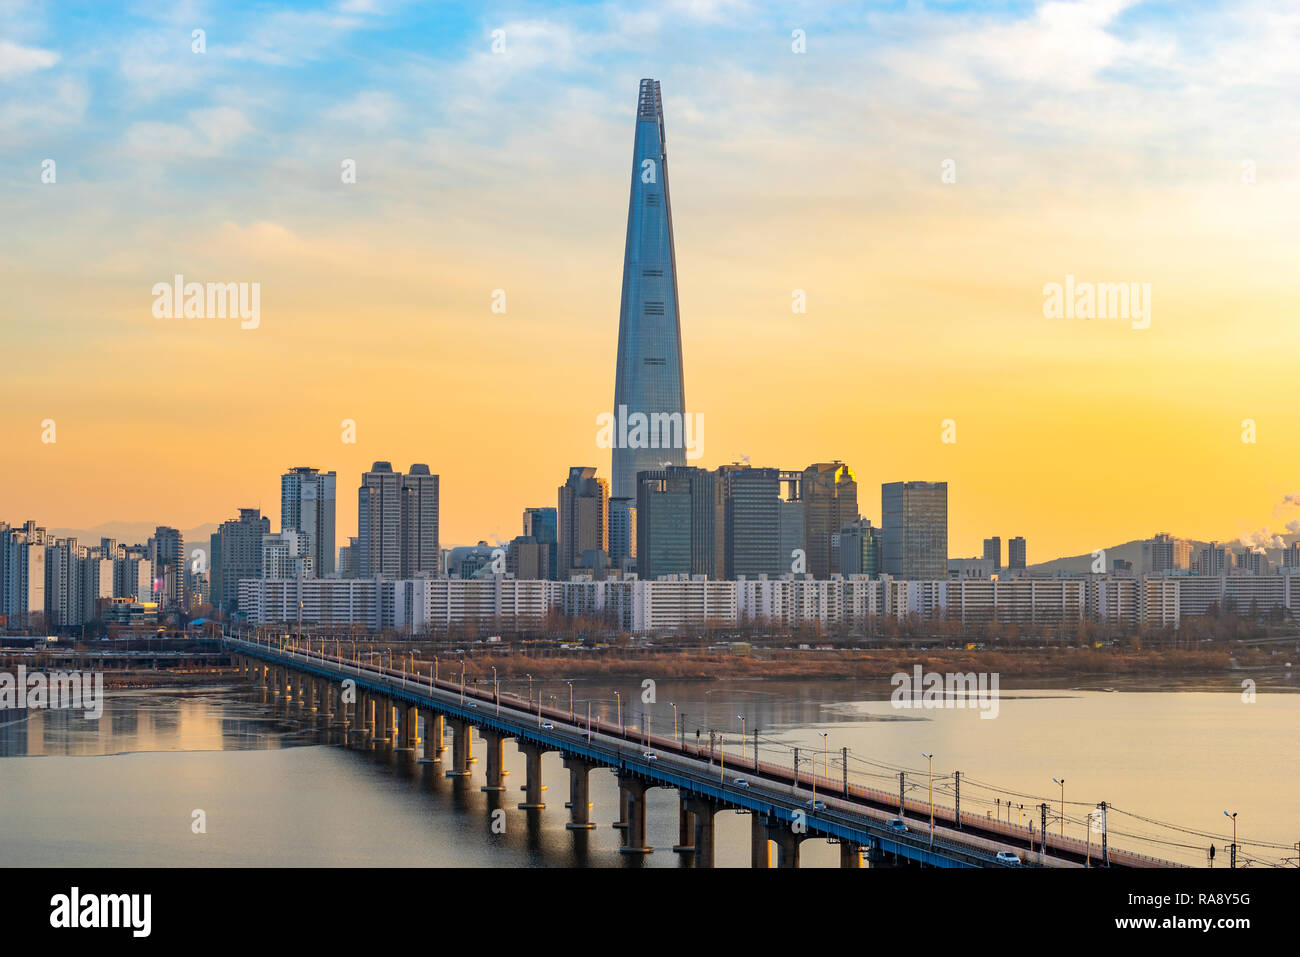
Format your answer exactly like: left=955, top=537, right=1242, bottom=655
left=148, top=526, right=186, bottom=611
left=778, top=471, right=804, bottom=573
left=281, top=467, right=337, bottom=577
left=881, top=481, right=949, bottom=580
left=1, top=521, right=46, bottom=629
left=635, top=466, right=719, bottom=580
left=839, top=519, right=882, bottom=578
left=557, top=467, right=608, bottom=579
left=983, top=536, right=1002, bottom=574
left=522, top=507, right=558, bottom=579
left=611, top=78, right=688, bottom=503
left=1008, top=535, right=1027, bottom=572
left=607, top=497, right=637, bottom=572
left=400, top=464, right=440, bottom=578
left=717, top=464, right=783, bottom=579
left=211, top=508, right=270, bottom=616
left=802, top=462, right=858, bottom=578
left=358, top=462, right=402, bottom=578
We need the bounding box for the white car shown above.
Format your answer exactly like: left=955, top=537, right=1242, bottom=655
left=643, top=751, right=658, bottom=761
left=732, top=777, right=749, bottom=787
left=996, top=851, right=1022, bottom=866
left=541, top=723, right=554, bottom=730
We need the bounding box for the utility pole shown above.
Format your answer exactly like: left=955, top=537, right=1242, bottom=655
left=842, top=746, right=848, bottom=797
left=954, top=770, right=961, bottom=828
left=754, top=728, right=759, bottom=771
left=1099, top=801, right=1108, bottom=867
left=793, top=747, right=800, bottom=788
left=899, top=771, right=905, bottom=818
left=1040, top=803, right=1048, bottom=865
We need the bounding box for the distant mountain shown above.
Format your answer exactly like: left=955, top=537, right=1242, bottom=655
left=49, top=521, right=220, bottom=551
left=1027, top=535, right=1300, bottom=575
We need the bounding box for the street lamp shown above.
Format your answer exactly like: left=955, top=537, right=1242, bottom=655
left=670, top=702, right=678, bottom=742
left=492, top=666, right=499, bottom=714
left=614, top=691, right=622, bottom=734
left=1224, top=811, right=1238, bottom=868
left=525, top=673, right=533, bottom=709
left=921, top=752, right=935, bottom=842
left=738, top=714, right=746, bottom=757
left=567, top=680, right=574, bottom=719
left=1053, top=778, right=1066, bottom=837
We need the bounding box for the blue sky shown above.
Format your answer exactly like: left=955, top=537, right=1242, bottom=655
left=4, top=0, right=1300, bottom=558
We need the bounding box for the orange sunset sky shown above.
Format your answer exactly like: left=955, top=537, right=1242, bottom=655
left=3, top=0, right=1300, bottom=560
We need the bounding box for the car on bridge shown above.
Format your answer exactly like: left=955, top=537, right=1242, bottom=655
left=995, top=851, right=1022, bottom=866
left=732, top=777, right=749, bottom=788
left=642, top=751, right=658, bottom=761
left=806, top=799, right=825, bottom=810
left=886, top=817, right=908, bottom=832
left=541, top=723, right=554, bottom=730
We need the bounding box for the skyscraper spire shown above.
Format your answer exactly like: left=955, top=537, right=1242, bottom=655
left=611, top=78, right=687, bottom=502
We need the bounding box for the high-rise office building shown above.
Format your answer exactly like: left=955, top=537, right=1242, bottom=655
left=1008, top=536, right=1027, bottom=572
left=717, top=464, right=783, bottom=579
left=778, top=471, right=804, bottom=574
left=803, top=462, right=858, bottom=578
left=358, top=462, right=402, bottom=578
left=882, top=481, right=949, bottom=580
left=608, top=498, right=637, bottom=573
left=507, top=536, right=548, bottom=580
left=611, top=78, right=688, bottom=503
left=558, top=467, right=608, bottom=579
left=211, top=508, right=270, bottom=616
left=400, top=464, right=440, bottom=578
left=522, top=507, right=558, bottom=579
left=983, top=536, right=1002, bottom=574
left=635, top=466, right=719, bottom=580
left=839, top=519, right=882, bottom=578
left=281, top=467, right=337, bottom=577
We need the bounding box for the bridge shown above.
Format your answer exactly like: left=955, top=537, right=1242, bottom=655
left=224, top=635, right=1176, bottom=868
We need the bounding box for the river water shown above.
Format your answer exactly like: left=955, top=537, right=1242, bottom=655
left=1, top=674, right=1296, bottom=867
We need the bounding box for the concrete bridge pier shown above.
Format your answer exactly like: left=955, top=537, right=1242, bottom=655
left=445, top=719, right=473, bottom=777
left=840, top=840, right=863, bottom=869
left=613, top=780, right=630, bottom=831
left=397, top=705, right=419, bottom=751
left=768, top=824, right=804, bottom=869
left=420, top=711, right=444, bottom=762
left=562, top=756, right=596, bottom=830
left=306, top=677, right=319, bottom=712
left=375, top=697, right=395, bottom=744
left=673, top=795, right=695, bottom=854
left=752, top=814, right=773, bottom=868
left=480, top=729, right=511, bottom=791
left=319, top=681, right=333, bottom=718
left=617, top=776, right=655, bottom=855
left=683, top=796, right=718, bottom=867
left=517, top=741, right=550, bottom=809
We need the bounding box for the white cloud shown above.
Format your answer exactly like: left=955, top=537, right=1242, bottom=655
left=0, top=38, right=58, bottom=79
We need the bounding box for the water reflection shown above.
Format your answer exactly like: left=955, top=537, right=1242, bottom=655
left=1, top=676, right=1296, bottom=868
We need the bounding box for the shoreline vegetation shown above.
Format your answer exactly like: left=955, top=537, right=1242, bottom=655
left=69, top=645, right=1297, bottom=689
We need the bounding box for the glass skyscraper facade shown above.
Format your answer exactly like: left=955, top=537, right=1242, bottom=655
left=881, top=481, right=949, bottom=580
left=611, top=78, right=687, bottom=502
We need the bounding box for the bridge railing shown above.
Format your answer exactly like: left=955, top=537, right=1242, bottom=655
left=227, top=635, right=1176, bottom=867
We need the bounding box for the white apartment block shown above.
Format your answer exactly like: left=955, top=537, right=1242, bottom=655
left=235, top=572, right=1300, bottom=634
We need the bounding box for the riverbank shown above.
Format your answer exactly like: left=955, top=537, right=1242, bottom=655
left=433, top=646, right=1293, bottom=682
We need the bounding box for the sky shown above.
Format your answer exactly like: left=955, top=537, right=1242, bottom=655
left=3, top=0, right=1300, bottom=561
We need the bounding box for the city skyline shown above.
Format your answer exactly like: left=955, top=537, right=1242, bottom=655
left=5, top=2, right=1300, bottom=563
